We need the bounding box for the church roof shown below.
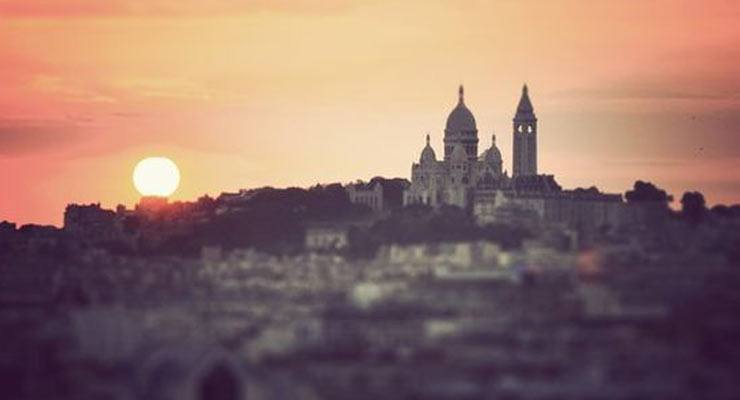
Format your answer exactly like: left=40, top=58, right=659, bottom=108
left=511, top=174, right=561, bottom=193
left=445, top=85, right=477, bottom=134
left=476, top=172, right=507, bottom=190
left=515, top=84, right=536, bottom=120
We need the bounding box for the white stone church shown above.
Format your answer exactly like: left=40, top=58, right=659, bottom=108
left=403, top=85, right=625, bottom=230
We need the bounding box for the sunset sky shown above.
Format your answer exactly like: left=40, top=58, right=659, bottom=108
left=2, top=0, right=740, bottom=225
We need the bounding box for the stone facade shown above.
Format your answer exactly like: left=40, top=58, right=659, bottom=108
left=404, top=85, right=506, bottom=209
left=346, top=181, right=384, bottom=212
left=404, top=85, right=625, bottom=230
left=474, top=187, right=625, bottom=230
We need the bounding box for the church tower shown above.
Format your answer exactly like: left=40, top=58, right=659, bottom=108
left=512, top=84, right=537, bottom=177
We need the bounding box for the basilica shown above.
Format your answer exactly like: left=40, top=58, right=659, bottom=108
left=403, top=84, right=544, bottom=208
left=403, top=85, right=625, bottom=230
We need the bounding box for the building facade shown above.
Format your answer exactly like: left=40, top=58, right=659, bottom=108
left=403, top=85, right=625, bottom=230
left=404, top=85, right=506, bottom=209
left=346, top=181, right=384, bottom=213
left=305, top=226, right=350, bottom=251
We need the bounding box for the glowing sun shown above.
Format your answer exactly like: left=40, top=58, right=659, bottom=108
left=133, top=157, right=180, bottom=197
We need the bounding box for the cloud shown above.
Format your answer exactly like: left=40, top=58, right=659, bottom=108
left=31, top=75, right=118, bottom=104
left=551, top=42, right=740, bottom=104
left=0, top=0, right=355, bottom=18
left=601, top=158, right=690, bottom=168
left=0, top=118, right=85, bottom=156
left=552, top=85, right=732, bottom=102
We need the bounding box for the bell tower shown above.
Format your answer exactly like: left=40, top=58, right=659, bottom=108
left=513, top=84, right=537, bottom=177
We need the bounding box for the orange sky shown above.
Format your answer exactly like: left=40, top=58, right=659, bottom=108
left=2, top=0, right=740, bottom=225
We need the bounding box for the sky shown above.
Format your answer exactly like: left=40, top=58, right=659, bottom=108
left=1, top=0, right=740, bottom=225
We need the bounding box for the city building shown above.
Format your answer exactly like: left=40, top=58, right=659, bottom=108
left=403, top=85, right=505, bottom=208
left=63, top=203, right=120, bottom=245
left=305, top=224, right=350, bottom=251
left=346, top=180, right=384, bottom=212
left=404, top=85, right=624, bottom=230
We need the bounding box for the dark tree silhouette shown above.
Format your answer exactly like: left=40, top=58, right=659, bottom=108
left=681, top=191, right=707, bottom=224
left=192, top=184, right=371, bottom=254
left=625, top=180, right=673, bottom=204
left=712, top=205, right=731, bottom=218
left=711, top=204, right=740, bottom=219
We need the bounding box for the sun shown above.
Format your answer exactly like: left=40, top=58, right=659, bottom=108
left=133, top=157, right=180, bottom=197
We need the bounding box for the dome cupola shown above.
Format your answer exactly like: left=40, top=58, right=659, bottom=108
left=481, top=133, right=503, bottom=176
left=443, top=85, right=479, bottom=162
left=420, top=134, right=437, bottom=164
left=483, top=133, right=502, bottom=165
left=445, top=85, right=477, bottom=134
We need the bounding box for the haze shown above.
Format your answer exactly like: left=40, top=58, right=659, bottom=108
left=2, top=0, right=739, bottom=225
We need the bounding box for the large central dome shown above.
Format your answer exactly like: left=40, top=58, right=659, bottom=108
left=445, top=85, right=477, bottom=134
left=443, top=85, right=479, bottom=161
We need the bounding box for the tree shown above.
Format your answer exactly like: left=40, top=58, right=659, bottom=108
left=625, top=180, right=673, bottom=204
left=624, top=181, right=674, bottom=227
left=711, top=204, right=740, bottom=220
left=680, top=191, right=707, bottom=224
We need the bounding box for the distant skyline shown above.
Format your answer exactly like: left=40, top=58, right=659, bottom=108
left=2, top=0, right=740, bottom=225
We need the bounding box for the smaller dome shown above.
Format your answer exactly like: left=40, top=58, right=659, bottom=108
left=420, top=134, right=437, bottom=164
left=484, top=134, right=502, bottom=165
left=482, top=148, right=502, bottom=164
